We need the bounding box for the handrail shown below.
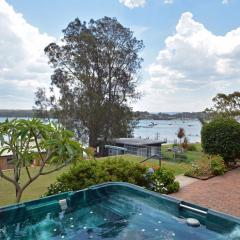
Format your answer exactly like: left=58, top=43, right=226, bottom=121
left=179, top=203, right=207, bottom=215
left=140, top=154, right=162, bottom=167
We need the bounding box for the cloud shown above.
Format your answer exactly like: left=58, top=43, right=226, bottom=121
left=164, top=0, right=174, bottom=4
left=0, top=0, right=54, bottom=109
left=119, top=0, right=174, bottom=8
left=222, top=0, right=229, bottom=4
left=135, top=12, right=240, bottom=112
left=119, top=0, right=146, bottom=8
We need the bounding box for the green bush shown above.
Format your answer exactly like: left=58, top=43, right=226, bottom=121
left=149, top=168, right=180, bottom=194
left=44, top=182, right=71, bottom=196
left=45, top=158, right=179, bottom=196
left=210, top=155, right=226, bottom=176
left=201, top=117, right=240, bottom=163
left=185, top=154, right=225, bottom=177
left=186, top=144, right=197, bottom=151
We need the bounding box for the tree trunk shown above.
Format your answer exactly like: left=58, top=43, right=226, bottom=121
left=16, top=188, right=22, bottom=203
left=89, top=130, right=97, bottom=148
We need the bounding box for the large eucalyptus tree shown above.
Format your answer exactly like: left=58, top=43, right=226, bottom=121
left=35, top=17, right=143, bottom=147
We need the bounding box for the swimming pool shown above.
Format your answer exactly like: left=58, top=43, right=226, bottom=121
left=0, top=182, right=239, bottom=239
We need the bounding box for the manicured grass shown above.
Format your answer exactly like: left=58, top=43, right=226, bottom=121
left=0, top=165, right=70, bottom=206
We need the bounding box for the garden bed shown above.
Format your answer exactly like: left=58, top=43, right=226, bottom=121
left=185, top=162, right=240, bottom=180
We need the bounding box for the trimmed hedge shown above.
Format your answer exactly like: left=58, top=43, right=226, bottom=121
left=201, top=117, right=240, bottom=163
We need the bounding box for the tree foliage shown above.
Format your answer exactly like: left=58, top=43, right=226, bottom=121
left=205, top=91, right=240, bottom=117
left=35, top=17, right=144, bottom=147
left=201, top=117, right=240, bottom=163
left=0, top=119, right=84, bottom=202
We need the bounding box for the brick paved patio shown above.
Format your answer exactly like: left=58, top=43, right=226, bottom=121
left=171, top=168, right=240, bottom=217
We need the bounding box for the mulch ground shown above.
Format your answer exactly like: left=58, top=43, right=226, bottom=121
left=171, top=168, right=240, bottom=217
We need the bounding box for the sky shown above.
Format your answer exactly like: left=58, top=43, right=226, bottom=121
left=0, top=0, right=240, bottom=112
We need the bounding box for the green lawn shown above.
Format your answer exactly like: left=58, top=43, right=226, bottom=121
left=0, top=145, right=201, bottom=207
left=161, top=143, right=204, bottom=163
left=0, top=166, right=70, bottom=206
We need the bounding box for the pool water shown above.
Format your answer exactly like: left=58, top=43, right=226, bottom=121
left=0, top=182, right=239, bottom=239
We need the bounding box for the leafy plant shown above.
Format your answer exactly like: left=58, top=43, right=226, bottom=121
left=148, top=168, right=180, bottom=194
left=185, top=154, right=225, bottom=177
left=210, top=155, right=226, bottom=175
left=201, top=117, right=240, bottom=163
left=0, top=119, right=85, bottom=203
left=45, top=158, right=179, bottom=196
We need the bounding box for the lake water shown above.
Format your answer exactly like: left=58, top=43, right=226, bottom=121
left=134, top=119, right=201, bottom=143
left=0, top=117, right=202, bottom=144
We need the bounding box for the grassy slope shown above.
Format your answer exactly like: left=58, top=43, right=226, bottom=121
left=0, top=144, right=202, bottom=206
left=0, top=166, right=70, bottom=206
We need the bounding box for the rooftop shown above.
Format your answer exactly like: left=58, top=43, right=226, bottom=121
left=112, top=138, right=166, bottom=146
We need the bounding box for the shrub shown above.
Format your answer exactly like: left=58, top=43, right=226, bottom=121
left=185, top=156, right=211, bottom=177
left=186, top=144, right=197, bottom=151
left=182, top=137, right=188, bottom=149
left=45, top=182, right=72, bottom=196
left=201, top=117, right=240, bottom=163
left=149, top=168, right=180, bottom=194
left=45, top=158, right=179, bottom=196
left=185, top=154, right=225, bottom=177
left=210, top=155, right=226, bottom=176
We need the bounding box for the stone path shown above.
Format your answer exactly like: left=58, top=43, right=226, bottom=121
left=175, top=174, right=198, bottom=188
left=171, top=168, right=240, bottom=217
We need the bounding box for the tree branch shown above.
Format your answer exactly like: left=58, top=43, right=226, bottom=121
left=32, top=130, right=44, bottom=163
left=40, top=161, right=70, bottom=175
left=0, top=168, right=18, bottom=188
left=20, top=150, right=52, bottom=192
left=25, top=166, right=32, bottom=180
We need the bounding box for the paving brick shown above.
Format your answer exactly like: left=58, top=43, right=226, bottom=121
left=171, top=168, right=240, bottom=217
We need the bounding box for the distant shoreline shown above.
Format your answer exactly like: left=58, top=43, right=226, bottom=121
left=0, top=109, right=207, bottom=121
left=134, top=111, right=206, bottom=121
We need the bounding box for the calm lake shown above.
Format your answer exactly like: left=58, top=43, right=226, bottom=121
left=135, top=119, right=201, bottom=143
left=0, top=117, right=202, bottom=143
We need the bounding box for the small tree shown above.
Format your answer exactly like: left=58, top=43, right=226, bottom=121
left=177, top=128, right=185, bottom=144
left=0, top=119, right=85, bottom=203
left=201, top=117, right=240, bottom=163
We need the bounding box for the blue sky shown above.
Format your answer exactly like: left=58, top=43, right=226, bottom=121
left=1, top=0, right=240, bottom=111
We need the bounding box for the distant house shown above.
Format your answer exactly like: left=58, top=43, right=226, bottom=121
left=106, top=138, right=166, bottom=158
left=0, top=151, right=46, bottom=170
left=0, top=154, right=14, bottom=170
